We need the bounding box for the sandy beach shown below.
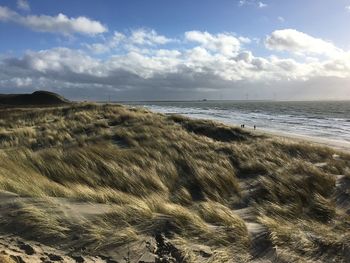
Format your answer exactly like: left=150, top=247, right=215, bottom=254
left=252, top=127, right=350, bottom=154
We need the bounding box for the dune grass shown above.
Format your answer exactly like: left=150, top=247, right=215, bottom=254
left=0, top=255, right=16, bottom=263
left=0, top=103, right=349, bottom=262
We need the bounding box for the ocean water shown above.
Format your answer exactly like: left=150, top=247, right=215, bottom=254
left=123, top=101, right=350, bottom=143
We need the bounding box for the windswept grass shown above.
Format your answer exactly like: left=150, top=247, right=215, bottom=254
left=0, top=103, right=349, bottom=262
left=0, top=255, right=16, bottom=263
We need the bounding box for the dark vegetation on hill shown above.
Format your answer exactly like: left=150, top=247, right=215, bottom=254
left=0, top=103, right=349, bottom=262
left=0, top=91, right=70, bottom=106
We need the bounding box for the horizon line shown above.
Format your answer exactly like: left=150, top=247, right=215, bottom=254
left=92, top=99, right=350, bottom=103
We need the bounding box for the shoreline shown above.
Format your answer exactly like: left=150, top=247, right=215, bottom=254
left=147, top=109, right=350, bottom=154
left=149, top=109, right=350, bottom=153
left=123, top=104, right=350, bottom=154
left=250, top=128, right=350, bottom=154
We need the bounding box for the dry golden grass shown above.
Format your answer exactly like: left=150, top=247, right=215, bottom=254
left=0, top=103, right=349, bottom=262
left=0, top=255, right=16, bottom=263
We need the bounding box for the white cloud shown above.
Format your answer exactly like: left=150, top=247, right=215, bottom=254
left=84, top=31, right=126, bottom=54
left=130, top=29, right=173, bottom=45
left=238, top=0, right=247, bottom=7
left=0, top=6, right=107, bottom=36
left=239, top=0, right=267, bottom=8
left=17, top=48, right=101, bottom=74
left=4, top=38, right=349, bottom=87
left=238, top=36, right=251, bottom=44
left=83, top=30, right=172, bottom=54
left=346, top=5, right=350, bottom=12
left=185, top=31, right=244, bottom=56
left=84, top=43, right=110, bottom=54
left=155, top=49, right=181, bottom=58
left=265, top=29, right=342, bottom=57
left=17, top=0, right=30, bottom=11
left=258, top=2, right=267, bottom=8
left=1, top=28, right=350, bottom=100
left=277, top=16, right=285, bottom=22
left=0, top=6, right=16, bottom=20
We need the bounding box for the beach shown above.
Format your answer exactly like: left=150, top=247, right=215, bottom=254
left=249, top=128, right=350, bottom=154
left=0, top=102, right=348, bottom=262
left=124, top=100, right=350, bottom=153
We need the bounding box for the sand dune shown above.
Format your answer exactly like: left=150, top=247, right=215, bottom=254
left=0, top=102, right=349, bottom=262
left=0, top=91, right=70, bottom=106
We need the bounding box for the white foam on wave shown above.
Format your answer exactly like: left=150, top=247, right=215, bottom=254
left=138, top=103, right=350, bottom=144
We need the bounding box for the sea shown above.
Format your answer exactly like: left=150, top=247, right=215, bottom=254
left=122, top=100, right=350, bottom=144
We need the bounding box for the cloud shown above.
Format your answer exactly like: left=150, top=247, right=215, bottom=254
left=277, top=16, right=285, bottom=22
left=0, top=6, right=16, bottom=20
left=265, top=29, right=342, bottom=57
left=83, top=29, right=172, bottom=54
left=185, top=31, right=244, bottom=56
left=17, top=0, right=30, bottom=11
left=258, top=2, right=267, bottom=8
left=1, top=28, right=350, bottom=100
left=2, top=41, right=347, bottom=87
left=238, top=0, right=247, bottom=6
left=84, top=32, right=126, bottom=54
left=130, top=29, right=173, bottom=45
left=0, top=6, right=107, bottom=36
left=346, top=5, right=350, bottom=12
left=239, top=0, right=267, bottom=8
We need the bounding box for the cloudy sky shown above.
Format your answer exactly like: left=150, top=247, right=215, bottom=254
left=0, top=0, right=350, bottom=101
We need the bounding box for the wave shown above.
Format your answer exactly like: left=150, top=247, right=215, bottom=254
left=129, top=102, right=350, bottom=143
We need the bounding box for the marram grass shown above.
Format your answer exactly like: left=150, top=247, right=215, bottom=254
left=0, top=103, right=349, bottom=262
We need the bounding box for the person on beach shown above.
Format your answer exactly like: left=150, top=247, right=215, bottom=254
left=254, top=125, right=256, bottom=130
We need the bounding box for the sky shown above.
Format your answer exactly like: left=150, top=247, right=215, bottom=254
left=0, top=0, right=350, bottom=101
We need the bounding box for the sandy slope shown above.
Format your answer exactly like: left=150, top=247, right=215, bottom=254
left=0, top=104, right=348, bottom=262
left=2, top=154, right=347, bottom=263
left=0, top=191, right=210, bottom=263
left=0, top=191, right=268, bottom=263
left=0, top=191, right=109, bottom=262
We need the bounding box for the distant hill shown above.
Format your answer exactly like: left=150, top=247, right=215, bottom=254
left=0, top=91, right=70, bottom=106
